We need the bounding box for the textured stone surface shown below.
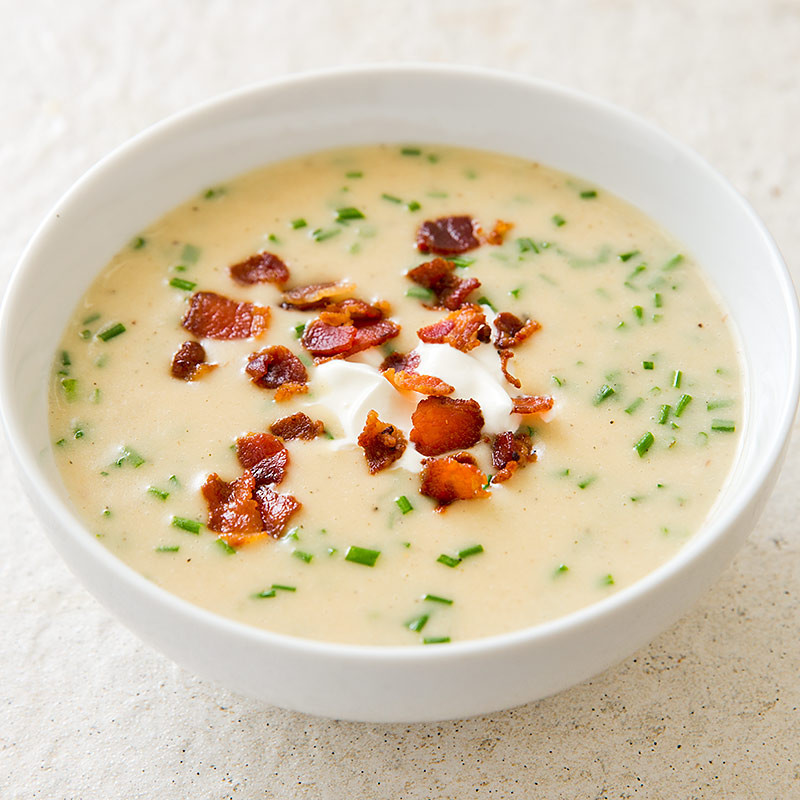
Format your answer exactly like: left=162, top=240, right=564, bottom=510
left=1, top=1, right=798, bottom=797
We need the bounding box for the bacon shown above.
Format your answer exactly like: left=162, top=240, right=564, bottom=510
left=357, top=410, right=408, bottom=474
left=498, top=349, right=521, bottom=389
left=407, top=257, right=480, bottom=310
left=236, top=433, right=288, bottom=486
left=318, top=298, right=388, bottom=326
left=416, top=216, right=480, bottom=255
left=202, top=470, right=264, bottom=538
left=302, top=318, right=400, bottom=360
left=229, top=251, right=290, bottom=286
left=493, top=312, right=541, bottom=348
left=380, top=350, right=420, bottom=373
left=512, top=395, right=555, bottom=415
left=482, top=219, right=514, bottom=246
left=182, top=291, right=270, bottom=340
left=351, top=319, right=401, bottom=355
left=383, top=368, right=454, bottom=396
left=245, top=345, right=308, bottom=401
left=170, top=340, right=216, bottom=381
left=419, top=455, right=489, bottom=510
left=254, top=485, right=302, bottom=539
left=417, top=305, right=490, bottom=353
left=269, top=412, right=325, bottom=441
left=281, top=281, right=355, bottom=310
left=490, top=430, right=535, bottom=483
left=410, top=396, right=484, bottom=456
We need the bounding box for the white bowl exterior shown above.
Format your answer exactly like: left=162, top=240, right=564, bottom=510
left=2, top=66, right=798, bottom=722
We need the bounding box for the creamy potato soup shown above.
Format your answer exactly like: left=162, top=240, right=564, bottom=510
left=50, top=145, right=741, bottom=646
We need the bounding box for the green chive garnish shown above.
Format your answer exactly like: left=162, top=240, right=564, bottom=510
left=634, top=431, right=655, bottom=457
left=132, top=236, right=146, bottom=249
left=552, top=214, right=566, bottom=227
left=674, top=394, right=693, bottom=417
left=477, top=296, right=497, bottom=312
left=267, top=234, right=280, bottom=244
left=555, top=564, right=569, bottom=575
left=73, top=425, right=85, bottom=440
left=83, top=312, right=101, bottom=325
left=580, top=189, right=598, bottom=199
left=311, top=227, right=341, bottom=242
left=706, top=399, right=732, bottom=411
left=593, top=384, right=615, bottom=405
left=401, top=147, right=421, bottom=156
left=405, top=286, right=436, bottom=302
left=552, top=375, right=564, bottom=387
left=423, top=637, right=450, bottom=645
left=711, top=419, right=736, bottom=432
left=447, top=256, right=475, bottom=268
left=115, top=446, right=145, bottom=468
left=335, top=206, right=365, bottom=222
left=254, top=589, right=276, bottom=598
left=437, top=554, right=461, bottom=568
left=672, top=370, right=682, bottom=388
left=291, top=218, right=307, bottom=229
left=601, top=574, right=615, bottom=586
left=147, top=486, right=170, bottom=501
left=345, top=546, right=380, bottom=567
left=169, top=278, right=196, bottom=291
left=155, top=545, right=180, bottom=553
left=181, top=244, right=201, bottom=264
left=423, top=594, right=453, bottom=605
left=293, top=322, right=306, bottom=339
left=97, top=323, right=126, bottom=342
left=272, top=584, right=296, bottom=592
left=216, top=539, right=237, bottom=555
left=657, top=405, right=671, bottom=424
left=509, top=287, right=522, bottom=299
left=345, top=170, right=363, bottom=179
left=406, top=614, right=429, bottom=632
left=662, top=253, right=684, bottom=271
left=653, top=292, right=663, bottom=308
left=458, top=544, right=484, bottom=559
left=642, top=360, right=654, bottom=370
left=381, top=193, right=403, bottom=204
left=203, top=187, right=225, bottom=199
left=172, top=516, right=201, bottom=534
left=407, top=200, right=421, bottom=212
left=619, top=250, right=640, bottom=262
left=577, top=476, right=596, bottom=489
left=60, top=378, right=78, bottom=402
left=293, top=550, right=313, bottom=563
left=395, top=495, right=413, bottom=514
left=517, top=237, right=540, bottom=254
left=632, top=305, right=643, bottom=320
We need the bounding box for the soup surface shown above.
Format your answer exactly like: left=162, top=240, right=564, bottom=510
left=49, top=145, right=741, bottom=645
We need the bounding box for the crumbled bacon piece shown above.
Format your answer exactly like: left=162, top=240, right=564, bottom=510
left=482, top=219, right=514, bottom=246
left=302, top=318, right=400, bottom=360
left=236, top=433, right=288, bottom=486
left=182, top=291, right=270, bottom=340
left=512, top=395, right=555, bottom=415
left=493, top=312, right=541, bottom=348
left=254, top=485, right=302, bottom=539
left=318, top=298, right=388, bottom=326
left=410, top=396, right=484, bottom=456
left=407, top=257, right=480, bottom=310
left=281, top=281, right=355, bottom=310
left=357, top=410, right=407, bottom=474
left=419, top=455, right=489, bottom=510
left=380, top=350, right=420, bottom=373
left=498, top=349, right=521, bottom=389
left=245, top=345, right=308, bottom=400
left=269, top=412, right=325, bottom=441
left=383, top=368, right=454, bottom=396
left=490, top=430, right=535, bottom=483
left=417, top=305, right=490, bottom=353
left=170, top=340, right=216, bottom=381
left=229, top=251, right=290, bottom=286
left=202, top=470, right=264, bottom=537
left=416, top=216, right=480, bottom=255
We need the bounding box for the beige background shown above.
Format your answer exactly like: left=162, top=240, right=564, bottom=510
left=1, top=1, right=798, bottom=797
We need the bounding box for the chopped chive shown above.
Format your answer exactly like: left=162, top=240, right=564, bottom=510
left=132, top=236, right=146, bottom=249
left=427, top=153, right=440, bottom=163
left=616, top=321, right=626, bottom=329
left=115, top=446, right=145, bottom=468
left=517, top=237, right=539, bottom=254
left=293, top=550, right=313, bottom=564
left=291, top=218, right=307, bottom=229
left=327, top=547, right=338, bottom=556
left=173, top=265, right=187, bottom=272
left=447, top=256, right=475, bottom=268
left=406, top=614, right=429, bottom=632
left=577, top=476, right=596, bottom=489
left=627, top=264, right=647, bottom=281
left=180, top=244, right=201, bottom=264
left=436, top=554, right=461, bottom=568
left=395, top=495, right=413, bottom=514
left=634, top=431, right=655, bottom=457
left=706, top=399, right=732, bottom=411
left=293, top=322, right=306, bottom=339
left=423, top=594, right=453, bottom=605
left=552, top=214, right=566, bottom=227
left=580, top=189, right=598, bottom=199
left=345, top=170, right=363, bottom=179
left=657, top=404, right=671, bottom=424
left=147, top=486, right=170, bottom=501
left=711, top=419, right=736, bottom=432
left=509, top=287, right=522, bottom=299
left=401, top=147, right=421, bottom=156
left=405, top=286, right=436, bottom=302
left=381, top=193, right=403, bottom=204
left=172, top=516, right=201, bottom=534
left=477, top=296, right=497, bottom=312
left=55, top=438, right=66, bottom=447
left=632, top=305, right=644, bottom=321
left=458, top=544, right=484, bottom=559
left=61, top=350, right=71, bottom=367
left=554, top=563, right=569, bottom=575
left=310, top=227, right=341, bottom=242
left=601, top=574, right=615, bottom=586
left=593, top=384, right=616, bottom=405
left=169, top=278, right=196, bottom=291
left=272, top=584, right=296, bottom=592
left=155, top=545, right=180, bottom=553
left=204, top=187, right=226, bottom=199
left=642, top=360, right=654, bottom=370
left=423, top=636, right=450, bottom=645
left=168, top=474, right=180, bottom=486
left=344, top=546, right=380, bottom=567
left=267, top=233, right=280, bottom=244
left=90, top=388, right=101, bottom=405
left=73, top=425, right=85, bottom=440
left=97, top=323, right=126, bottom=342
left=406, top=200, right=421, bottom=212
left=216, top=539, right=237, bottom=555
left=662, top=253, right=684, bottom=271
left=653, top=292, right=663, bottom=308
left=254, top=589, right=276, bottom=598
left=619, top=250, right=640, bottom=262
left=60, top=377, right=78, bottom=402
left=101, top=507, right=111, bottom=517
left=672, top=370, right=682, bottom=389
left=298, top=353, right=312, bottom=367
left=82, top=312, right=101, bottom=325
left=674, top=394, right=693, bottom=417
left=335, top=206, right=365, bottom=222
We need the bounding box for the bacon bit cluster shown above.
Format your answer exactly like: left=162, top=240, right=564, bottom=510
left=417, top=304, right=491, bottom=353
left=182, top=291, right=271, bottom=340
left=480, top=219, right=514, bottom=246
left=357, top=410, right=408, bottom=474
left=246, top=345, right=309, bottom=401
left=269, top=412, right=325, bottom=441
left=281, top=281, right=355, bottom=310
left=230, top=251, right=289, bottom=286
left=416, top=215, right=480, bottom=255
left=493, top=311, right=541, bottom=349
left=420, top=453, right=489, bottom=509
left=407, top=257, right=480, bottom=310
left=410, top=397, right=485, bottom=457
left=170, top=341, right=216, bottom=381
left=490, top=430, right=536, bottom=484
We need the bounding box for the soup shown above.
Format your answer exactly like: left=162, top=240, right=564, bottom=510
left=49, top=145, right=741, bottom=645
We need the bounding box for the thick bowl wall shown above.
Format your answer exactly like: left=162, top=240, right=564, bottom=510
left=2, top=66, right=798, bottom=721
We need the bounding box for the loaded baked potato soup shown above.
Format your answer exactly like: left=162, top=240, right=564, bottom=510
left=49, top=145, right=741, bottom=645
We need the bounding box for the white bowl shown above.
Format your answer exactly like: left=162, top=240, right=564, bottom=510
left=2, top=65, right=798, bottom=722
